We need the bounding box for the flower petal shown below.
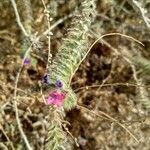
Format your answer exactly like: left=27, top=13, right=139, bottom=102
left=46, top=90, right=66, bottom=107
left=55, top=80, right=63, bottom=88
left=24, top=58, right=30, bottom=65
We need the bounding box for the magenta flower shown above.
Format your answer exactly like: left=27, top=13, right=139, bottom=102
left=47, top=90, right=66, bottom=107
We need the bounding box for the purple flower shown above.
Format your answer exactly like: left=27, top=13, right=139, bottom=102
left=42, top=74, right=50, bottom=84
left=55, top=80, right=63, bottom=88
left=46, top=90, right=66, bottom=107
left=23, top=58, right=30, bottom=65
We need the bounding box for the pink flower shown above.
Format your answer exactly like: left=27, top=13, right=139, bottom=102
left=46, top=90, right=66, bottom=107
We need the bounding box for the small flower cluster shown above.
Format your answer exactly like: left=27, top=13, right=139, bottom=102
left=42, top=74, right=66, bottom=107
left=23, top=59, right=65, bottom=107
left=42, top=74, right=63, bottom=88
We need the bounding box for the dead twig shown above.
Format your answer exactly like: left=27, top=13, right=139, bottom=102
left=13, top=45, right=33, bottom=150
left=77, top=104, right=140, bottom=143
left=69, top=32, right=144, bottom=85
left=10, top=0, right=29, bottom=37
left=41, top=0, right=52, bottom=70
left=74, top=82, right=150, bottom=92
left=0, top=124, right=15, bottom=150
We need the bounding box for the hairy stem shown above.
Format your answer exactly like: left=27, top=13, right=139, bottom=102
left=48, top=0, right=96, bottom=110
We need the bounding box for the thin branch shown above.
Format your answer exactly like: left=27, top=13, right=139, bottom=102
left=42, top=13, right=73, bottom=36
left=36, top=13, right=73, bottom=42
left=74, top=82, right=150, bottom=92
left=96, top=57, right=117, bottom=92
left=0, top=125, right=15, bottom=150
left=41, top=0, right=52, bottom=70
left=10, top=0, right=29, bottom=37
left=62, top=124, right=79, bottom=147
left=39, top=81, right=47, bottom=104
left=89, top=30, right=150, bottom=108
left=77, top=104, right=140, bottom=143
left=13, top=45, right=33, bottom=150
left=69, top=32, right=144, bottom=85
left=22, top=0, right=33, bottom=34
left=132, top=0, right=150, bottom=29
